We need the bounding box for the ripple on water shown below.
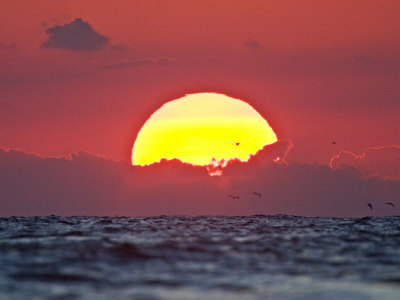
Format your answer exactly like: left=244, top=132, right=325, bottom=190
left=0, top=215, right=399, bottom=299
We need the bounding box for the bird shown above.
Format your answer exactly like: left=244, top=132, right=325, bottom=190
left=251, top=192, right=262, bottom=198
left=228, top=139, right=251, bottom=146
left=229, top=141, right=242, bottom=146
left=332, top=141, right=336, bottom=144
left=386, top=202, right=395, bottom=207
left=228, top=194, right=240, bottom=200
left=367, top=203, right=373, bottom=210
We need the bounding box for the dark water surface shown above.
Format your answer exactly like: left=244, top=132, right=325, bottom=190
left=0, top=215, right=399, bottom=299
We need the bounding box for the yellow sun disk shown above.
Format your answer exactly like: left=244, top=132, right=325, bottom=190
left=132, top=93, right=277, bottom=166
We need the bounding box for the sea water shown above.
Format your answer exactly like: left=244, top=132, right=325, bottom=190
left=0, top=215, right=399, bottom=299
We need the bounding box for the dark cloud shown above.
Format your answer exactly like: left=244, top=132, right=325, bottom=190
left=245, top=39, right=262, bottom=49
left=330, top=145, right=400, bottom=180
left=354, top=55, right=376, bottom=65
left=0, top=43, right=17, bottom=50
left=1, top=142, right=399, bottom=217
left=43, top=18, right=109, bottom=50
left=99, top=57, right=175, bottom=70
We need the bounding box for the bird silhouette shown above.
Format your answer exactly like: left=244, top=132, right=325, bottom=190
left=386, top=202, right=395, bottom=207
left=367, top=203, right=373, bottom=210
left=251, top=192, right=262, bottom=198
left=228, top=194, right=240, bottom=200
left=228, top=139, right=251, bottom=146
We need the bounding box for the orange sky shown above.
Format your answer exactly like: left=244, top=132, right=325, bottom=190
left=2, top=1, right=400, bottom=50
left=1, top=0, right=400, bottom=164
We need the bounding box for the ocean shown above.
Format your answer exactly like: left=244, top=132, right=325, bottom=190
left=0, top=215, right=399, bottom=299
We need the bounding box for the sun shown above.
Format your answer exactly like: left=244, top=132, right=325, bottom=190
left=132, top=93, right=277, bottom=167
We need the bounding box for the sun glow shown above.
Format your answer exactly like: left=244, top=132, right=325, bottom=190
left=132, top=93, right=277, bottom=167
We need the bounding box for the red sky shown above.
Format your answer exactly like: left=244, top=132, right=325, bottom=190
left=1, top=1, right=399, bottom=216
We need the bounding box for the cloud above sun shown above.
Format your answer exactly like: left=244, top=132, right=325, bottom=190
left=43, top=18, right=109, bottom=50
left=99, top=57, right=175, bottom=70
left=0, top=43, right=17, bottom=50
left=244, top=39, right=262, bottom=49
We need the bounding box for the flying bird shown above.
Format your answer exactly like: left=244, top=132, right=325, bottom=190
left=367, top=203, right=373, bottom=210
left=251, top=192, right=262, bottom=198
left=386, top=202, right=395, bottom=207
left=228, top=139, right=251, bottom=146
left=228, top=194, right=240, bottom=200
